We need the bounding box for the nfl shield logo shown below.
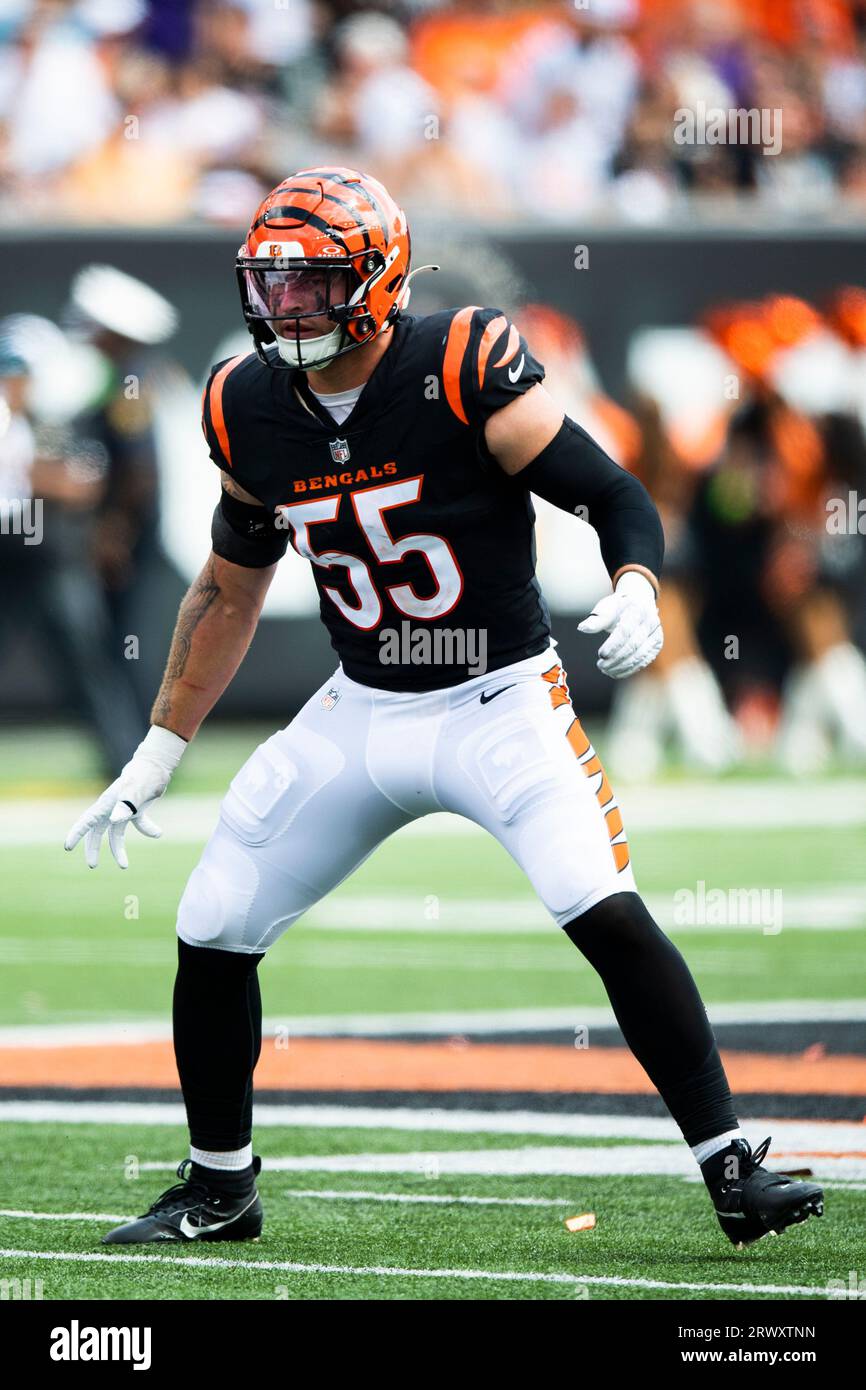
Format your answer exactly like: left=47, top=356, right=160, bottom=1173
left=329, top=438, right=351, bottom=464
left=321, top=687, right=341, bottom=711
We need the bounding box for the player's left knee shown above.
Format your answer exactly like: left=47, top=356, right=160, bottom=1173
left=175, top=834, right=293, bottom=954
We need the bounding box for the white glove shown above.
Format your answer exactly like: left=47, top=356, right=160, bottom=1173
left=578, top=571, right=663, bottom=680
left=64, top=725, right=187, bottom=869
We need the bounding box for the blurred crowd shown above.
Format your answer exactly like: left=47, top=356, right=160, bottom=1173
left=519, top=289, right=866, bottom=776
left=3, top=0, right=866, bottom=224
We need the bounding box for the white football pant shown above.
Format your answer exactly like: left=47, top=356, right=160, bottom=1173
left=176, top=644, right=637, bottom=953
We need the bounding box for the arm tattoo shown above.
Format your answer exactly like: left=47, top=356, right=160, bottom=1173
left=221, top=473, right=244, bottom=499
left=151, top=557, right=221, bottom=726
left=220, top=469, right=263, bottom=505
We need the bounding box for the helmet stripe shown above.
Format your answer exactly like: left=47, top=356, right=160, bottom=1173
left=300, top=186, right=373, bottom=250
left=300, top=168, right=389, bottom=246
left=251, top=206, right=349, bottom=246
left=255, top=178, right=381, bottom=251
left=348, top=181, right=389, bottom=247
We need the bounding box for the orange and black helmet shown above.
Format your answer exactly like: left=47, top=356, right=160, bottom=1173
left=236, top=166, right=412, bottom=370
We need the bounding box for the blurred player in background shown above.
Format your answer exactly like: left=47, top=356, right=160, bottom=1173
left=0, top=313, right=142, bottom=774
left=613, top=292, right=866, bottom=775
left=66, top=265, right=179, bottom=723
left=691, top=296, right=866, bottom=771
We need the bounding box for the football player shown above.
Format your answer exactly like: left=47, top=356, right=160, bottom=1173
left=66, top=168, right=823, bottom=1250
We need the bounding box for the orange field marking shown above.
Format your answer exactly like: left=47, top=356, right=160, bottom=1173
left=1, top=1040, right=866, bottom=1095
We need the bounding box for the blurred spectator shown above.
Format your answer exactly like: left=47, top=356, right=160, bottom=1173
left=682, top=295, right=866, bottom=770
left=312, top=10, right=493, bottom=211
left=316, top=12, right=438, bottom=159
left=607, top=288, right=866, bottom=775
left=0, top=1, right=123, bottom=182
left=497, top=0, right=640, bottom=214
left=0, top=311, right=144, bottom=774
left=66, top=264, right=179, bottom=725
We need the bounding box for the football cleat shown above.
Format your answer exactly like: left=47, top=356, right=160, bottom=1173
left=711, top=1136, right=824, bottom=1249
left=102, top=1157, right=263, bottom=1245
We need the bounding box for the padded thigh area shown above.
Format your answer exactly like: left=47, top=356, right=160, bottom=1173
left=176, top=680, right=412, bottom=952
left=220, top=727, right=346, bottom=848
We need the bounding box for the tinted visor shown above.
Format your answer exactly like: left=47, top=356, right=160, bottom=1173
left=242, top=264, right=354, bottom=322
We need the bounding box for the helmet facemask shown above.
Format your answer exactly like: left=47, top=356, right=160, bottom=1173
left=237, top=253, right=388, bottom=371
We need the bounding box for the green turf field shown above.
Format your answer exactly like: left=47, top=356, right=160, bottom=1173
left=0, top=1123, right=857, bottom=1301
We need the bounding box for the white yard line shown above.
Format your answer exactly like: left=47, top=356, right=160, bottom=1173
left=0, top=1191, right=574, bottom=1220
left=0, top=922, right=862, bottom=972
left=133, top=1146, right=866, bottom=1180
left=0, top=1247, right=836, bottom=1297
left=307, top=888, right=866, bottom=932
left=4, top=780, right=866, bottom=845
left=0, top=891, right=862, bottom=963
left=279, top=1188, right=568, bottom=1207
left=0, top=1208, right=130, bottom=1222
left=4, top=1180, right=863, bottom=1222
left=2, top=997, right=865, bottom=1048
left=1, top=1102, right=864, bottom=1155
left=307, top=889, right=866, bottom=932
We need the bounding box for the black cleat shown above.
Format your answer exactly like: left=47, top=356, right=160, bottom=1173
left=711, top=1136, right=824, bottom=1249
left=102, top=1156, right=263, bottom=1245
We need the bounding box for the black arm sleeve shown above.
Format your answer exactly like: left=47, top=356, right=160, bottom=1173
left=211, top=489, right=290, bottom=569
left=512, top=415, right=664, bottom=581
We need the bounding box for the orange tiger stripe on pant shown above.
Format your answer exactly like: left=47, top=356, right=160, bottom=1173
left=543, top=663, right=630, bottom=872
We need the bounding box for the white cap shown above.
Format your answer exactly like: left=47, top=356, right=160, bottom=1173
left=76, top=0, right=147, bottom=37
left=568, top=0, right=638, bottom=26
left=338, top=11, right=407, bottom=66
left=70, top=265, right=179, bottom=345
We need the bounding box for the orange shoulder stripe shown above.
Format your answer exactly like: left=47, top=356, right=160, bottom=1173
left=492, top=323, right=520, bottom=368
left=207, top=355, right=247, bottom=469
left=476, top=313, right=507, bottom=391
left=442, top=306, right=480, bottom=425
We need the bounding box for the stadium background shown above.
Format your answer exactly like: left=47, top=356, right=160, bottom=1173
left=0, top=0, right=865, bottom=1303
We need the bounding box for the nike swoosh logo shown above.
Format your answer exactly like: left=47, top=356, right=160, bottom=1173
left=178, top=1193, right=257, bottom=1239
left=480, top=684, right=516, bottom=705
left=507, top=354, right=525, bottom=383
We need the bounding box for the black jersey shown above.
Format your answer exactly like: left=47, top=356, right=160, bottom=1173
left=202, top=306, right=551, bottom=691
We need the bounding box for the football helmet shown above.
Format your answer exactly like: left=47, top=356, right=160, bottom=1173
left=236, top=167, right=412, bottom=371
